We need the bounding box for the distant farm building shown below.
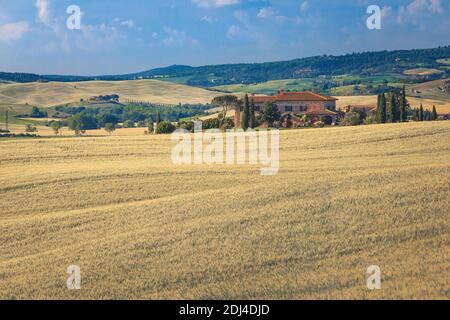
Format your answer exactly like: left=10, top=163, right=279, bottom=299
left=242, top=91, right=339, bottom=125
left=343, top=105, right=377, bottom=113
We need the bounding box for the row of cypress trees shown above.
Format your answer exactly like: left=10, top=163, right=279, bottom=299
left=376, top=86, right=408, bottom=123
left=376, top=86, right=438, bottom=123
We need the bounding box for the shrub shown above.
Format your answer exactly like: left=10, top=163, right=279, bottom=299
left=50, top=121, right=62, bottom=135
left=177, top=121, right=195, bottom=132
left=342, top=111, right=363, bottom=126
left=25, top=124, right=37, bottom=133
left=104, top=123, right=116, bottom=135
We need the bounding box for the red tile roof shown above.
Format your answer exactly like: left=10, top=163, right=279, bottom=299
left=250, top=91, right=337, bottom=103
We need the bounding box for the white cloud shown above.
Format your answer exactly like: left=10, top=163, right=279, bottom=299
left=0, top=22, right=29, bottom=42
left=257, top=7, right=275, bottom=19
left=162, top=27, right=197, bottom=47
left=192, top=0, right=239, bottom=8
left=300, top=1, right=309, bottom=12
left=397, top=0, right=445, bottom=24
left=36, top=0, right=50, bottom=25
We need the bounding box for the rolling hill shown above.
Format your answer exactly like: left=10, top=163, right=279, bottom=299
left=0, top=79, right=220, bottom=107
left=1, top=47, right=449, bottom=87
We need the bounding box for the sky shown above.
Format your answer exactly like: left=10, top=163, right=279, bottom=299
left=0, top=0, right=449, bottom=75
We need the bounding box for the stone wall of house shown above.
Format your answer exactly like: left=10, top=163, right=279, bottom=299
left=253, top=100, right=336, bottom=113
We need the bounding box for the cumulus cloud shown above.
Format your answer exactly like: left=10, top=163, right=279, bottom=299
left=0, top=22, right=29, bottom=42
left=192, top=0, right=239, bottom=8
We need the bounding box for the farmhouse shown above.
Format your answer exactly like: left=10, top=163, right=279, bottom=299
left=244, top=91, right=339, bottom=125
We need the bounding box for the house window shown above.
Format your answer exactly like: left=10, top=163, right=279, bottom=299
left=285, top=105, right=293, bottom=112
left=300, top=105, right=307, bottom=112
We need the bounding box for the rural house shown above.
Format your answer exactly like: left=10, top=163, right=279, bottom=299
left=245, top=91, right=339, bottom=125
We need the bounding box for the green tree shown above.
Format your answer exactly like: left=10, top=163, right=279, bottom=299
left=432, top=105, right=438, bottom=120
left=387, top=93, right=398, bottom=123
left=259, top=102, right=281, bottom=127
left=104, top=123, right=116, bottom=135
left=249, top=98, right=256, bottom=129
left=342, top=111, right=362, bottom=126
left=156, top=111, right=162, bottom=124
left=25, top=124, right=37, bottom=133
left=419, top=104, right=424, bottom=121
left=364, top=111, right=378, bottom=125
left=241, top=94, right=250, bottom=130
left=156, top=121, right=176, bottom=134
left=123, top=120, right=135, bottom=128
left=377, top=93, right=387, bottom=123
left=50, top=121, right=62, bottom=135
left=68, top=114, right=98, bottom=135
left=400, top=86, right=408, bottom=122
left=97, top=113, right=119, bottom=127
left=212, top=95, right=239, bottom=128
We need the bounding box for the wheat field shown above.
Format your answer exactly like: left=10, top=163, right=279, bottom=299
left=0, top=122, right=449, bottom=299
left=0, top=79, right=219, bottom=107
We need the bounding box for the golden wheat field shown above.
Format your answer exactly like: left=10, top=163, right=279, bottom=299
left=0, top=122, right=449, bottom=299
left=0, top=79, right=219, bottom=107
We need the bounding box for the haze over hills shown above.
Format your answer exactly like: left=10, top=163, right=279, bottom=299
left=1, top=47, right=449, bottom=86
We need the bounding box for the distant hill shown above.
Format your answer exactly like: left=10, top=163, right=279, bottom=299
left=1, top=46, right=449, bottom=86
left=0, top=79, right=219, bottom=107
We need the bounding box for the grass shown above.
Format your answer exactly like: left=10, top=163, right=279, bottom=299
left=0, top=104, right=47, bottom=127
left=407, top=78, right=450, bottom=103
left=403, top=68, right=444, bottom=76
left=0, top=121, right=449, bottom=299
left=0, top=79, right=220, bottom=107
left=213, top=76, right=405, bottom=96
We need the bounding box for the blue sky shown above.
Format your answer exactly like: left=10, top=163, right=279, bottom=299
left=0, top=0, right=449, bottom=75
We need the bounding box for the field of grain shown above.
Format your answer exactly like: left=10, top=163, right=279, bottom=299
left=336, top=95, right=450, bottom=114
left=0, top=122, right=449, bottom=299
left=0, top=79, right=219, bottom=107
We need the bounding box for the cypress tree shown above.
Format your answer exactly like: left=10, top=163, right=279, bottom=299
left=241, top=94, right=250, bottom=130
left=387, top=94, right=396, bottom=123
left=250, top=98, right=256, bottom=129
left=377, top=93, right=387, bottom=123
left=157, top=111, right=161, bottom=123
left=419, top=104, right=424, bottom=121
left=400, top=86, right=407, bottom=122
left=432, top=105, right=438, bottom=120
